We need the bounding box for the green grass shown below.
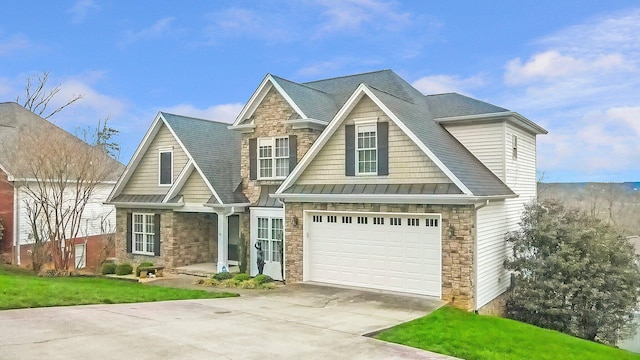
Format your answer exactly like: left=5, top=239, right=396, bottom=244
left=0, top=265, right=237, bottom=310
left=377, top=306, right=640, bottom=360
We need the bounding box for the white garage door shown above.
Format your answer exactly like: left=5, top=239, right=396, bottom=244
left=305, top=211, right=441, bottom=297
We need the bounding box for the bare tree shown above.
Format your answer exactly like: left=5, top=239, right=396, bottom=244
left=77, top=117, right=121, bottom=160
left=16, top=71, right=83, bottom=119
left=7, top=129, right=120, bottom=270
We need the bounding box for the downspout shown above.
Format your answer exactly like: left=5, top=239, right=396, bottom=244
left=472, top=200, right=490, bottom=312
left=13, top=184, right=19, bottom=265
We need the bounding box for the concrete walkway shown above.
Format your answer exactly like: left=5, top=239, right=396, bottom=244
left=0, top=280, right=459, bottom=360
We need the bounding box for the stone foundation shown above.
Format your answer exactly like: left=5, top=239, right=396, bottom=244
left=477, top=290, right=509, bottom=316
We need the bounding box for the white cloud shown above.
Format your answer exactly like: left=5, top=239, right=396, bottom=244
left=161, top=103, right=243, bottom=124
left=201, top=8, right=290, bottom=45
left=313, top=0, right=412, bottom=36
left=122, top=17, right=177, bottom=44
left=498, top=8, right=640, bottom=181
left=0, top=33, right=33, bottom=56
left=412, top=74, right=484, bottom=95
left=66, top=0, right=100, bottom=24
left=505, top=50, right=628, bottom=85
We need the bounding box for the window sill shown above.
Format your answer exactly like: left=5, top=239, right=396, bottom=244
left=132, top=252, right=156, bottom=257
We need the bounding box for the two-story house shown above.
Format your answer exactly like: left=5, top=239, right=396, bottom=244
left=107, top=70, right=546, bottom=311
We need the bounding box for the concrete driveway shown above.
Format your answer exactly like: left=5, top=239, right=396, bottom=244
left=0, top=282, right=457, bottom=360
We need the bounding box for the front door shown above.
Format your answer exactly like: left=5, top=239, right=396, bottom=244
left=250, top=207, right=284, bottom=280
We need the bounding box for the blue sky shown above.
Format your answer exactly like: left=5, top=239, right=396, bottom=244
left=1, top=1, right=639, bottom=182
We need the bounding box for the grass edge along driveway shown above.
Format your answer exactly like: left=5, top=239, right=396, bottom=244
left=377, top=306, right=640, bottom=360
left=0, top=265, right=237, bottom=310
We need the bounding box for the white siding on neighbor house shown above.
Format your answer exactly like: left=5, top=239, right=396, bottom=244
left=297, top=96, right=452, bottom=185
left=122, top=124, right=189, bottom=195
left=504, top=123, right=538, bottom=232
left=16, top=182, right=116, bottom=245
left=180, top=169, right=212, bottom=203
left=444, top=121, right=505, bottom=180
left=475, top=201, right=510, bottom=309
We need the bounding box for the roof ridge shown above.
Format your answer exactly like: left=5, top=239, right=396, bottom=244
left=367, top=84, right=414, bottom=104
left=160, top=112, right=233, bottom=126
left=270, top=74, right=332, bottom=95
left=302, top=69, right=392, bottom=85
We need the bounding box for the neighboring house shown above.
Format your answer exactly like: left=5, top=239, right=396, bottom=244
left=0, top=102, right=123, bottom=271
left=107, top=70, right=546, bottom=311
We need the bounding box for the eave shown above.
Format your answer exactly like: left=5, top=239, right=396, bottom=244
left=435, top=111, right=548, bottom=135
left=273, top=193, right=518, bottom=205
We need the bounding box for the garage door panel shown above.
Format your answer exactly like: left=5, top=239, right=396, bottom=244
left=307, top=211, right=441, bottom=297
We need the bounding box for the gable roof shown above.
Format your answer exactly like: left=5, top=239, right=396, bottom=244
left=0, top=102, right=124, bottom=181
left=108, top=112, right=247, bottom=205
left=270, top=70, right=531, bottom=197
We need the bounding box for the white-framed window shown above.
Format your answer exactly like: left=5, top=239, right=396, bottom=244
left=158, top=149, right=173, bottom=185
left=256, top=217, right=283, bottom=262
left=74, top=243, right=86, bottom=269
left=133, top=213, right=155, bottom=255
left=258, top=137, right=289, bottom=179
left=512, top=135, right=518, bottom=160
left=356, top=124, right=377, bottom=175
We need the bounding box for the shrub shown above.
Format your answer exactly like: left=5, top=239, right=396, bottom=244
left=101, top=262, right=116, bottom=275
left=233, top=273, right=251, bottom=282
left=115, top=263, right=133, bottom=276
left=136, top=261, right=155, bottom=277
left=253, top=274, right=273, bottom=285
left=213, top=271, right=233, bottom=281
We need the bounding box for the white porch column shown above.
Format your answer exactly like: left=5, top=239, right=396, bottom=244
left=216, top=211, right=229, bottom=273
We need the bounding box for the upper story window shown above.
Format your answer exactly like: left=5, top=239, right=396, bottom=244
left=258, top=137, right=289, bottom=179
left=249, top=136, right=297, bottom=181
left=356, top=124, right=377, bottom=175
left=512, top=135, right=518, bottom=160
left=159, top=149, right=173, bottom=186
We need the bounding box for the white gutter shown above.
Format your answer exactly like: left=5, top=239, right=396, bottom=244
left=273, top=193, right=517, bottom=205
left=104, top=202, right=184, bottom=209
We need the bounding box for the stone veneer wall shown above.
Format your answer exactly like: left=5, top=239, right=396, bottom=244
left=238, top=87, right=324, bottom=260
left=284, top=202, right=476, bottom=310
left=115, top=208, right=217, bottom=270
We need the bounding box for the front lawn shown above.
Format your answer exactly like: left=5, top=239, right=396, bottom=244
left=377, top=306, right=640, bottom=360
left=0, top=265, right=237, bottom=310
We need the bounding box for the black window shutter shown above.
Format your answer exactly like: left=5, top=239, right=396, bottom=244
left=249, top=138, right=257, bottom=180
left=154, top=214, right=161, bottom=256
left=377, top=122, right=389, bottom=175
left=126, top=213, right=132, bottom=253
left=288, top=135, right=297, bottom=173
left=345, top=125, right=355, bottom=176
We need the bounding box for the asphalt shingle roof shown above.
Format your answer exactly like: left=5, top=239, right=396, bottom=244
left=0, top=102, right=124, bottom=180
left=161, top=113, right=248, bottom=204
left=273, top=70, right=518, bottom=197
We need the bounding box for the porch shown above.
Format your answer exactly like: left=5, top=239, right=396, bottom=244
left=176, top=262, right=239, bottom=277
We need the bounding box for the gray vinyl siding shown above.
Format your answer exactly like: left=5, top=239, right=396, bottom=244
left=122, top=124, right=189, bottom=195
left=181, top=169, right=212, bottom=203
left=444, top=122, right=505, bottom=180
left=475, top=201, right=510, bottom=308
left=297, top=96, right=451, bottom=185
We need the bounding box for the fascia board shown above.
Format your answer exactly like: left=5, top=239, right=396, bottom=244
left=107, top=113, right=164, bottom=201
left=161, top=117, right=224, bottom=205
left=436, top=111, right=548, bottom=135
